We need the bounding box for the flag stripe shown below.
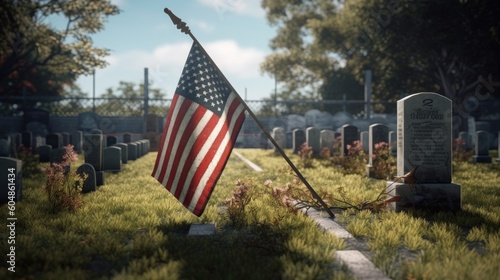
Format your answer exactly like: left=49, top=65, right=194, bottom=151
left=181, top=93, right=243, bottom=204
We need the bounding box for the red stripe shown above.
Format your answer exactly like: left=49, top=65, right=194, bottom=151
left=184, top=98, right=245, bottom=212
left=165, top=105, right=208, bottom=196
left=192, top=103, right=246, bottom=215
left=172, top=108, right=218, bottom=199
left=156, top=96, right=194, bottom=189
left=151, top=94, right=180, bottom=177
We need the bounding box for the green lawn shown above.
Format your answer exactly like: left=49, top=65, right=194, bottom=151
left=1, top=148, right=499, bottom=279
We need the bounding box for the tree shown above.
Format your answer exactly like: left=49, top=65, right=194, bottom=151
left=0, top=0, right=120, bottom=97
left=261, top=0, right=500, bottom=126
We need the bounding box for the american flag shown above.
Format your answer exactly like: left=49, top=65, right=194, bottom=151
left=151, top=42, right=246, bottom=216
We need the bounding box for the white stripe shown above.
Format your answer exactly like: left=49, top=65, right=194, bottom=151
left=169, top=109, right=213, bottom=196
left=187, top=95, right=245, bottom=211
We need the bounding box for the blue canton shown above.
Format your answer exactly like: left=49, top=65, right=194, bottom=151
left=176, top=43, right=231, bottom=117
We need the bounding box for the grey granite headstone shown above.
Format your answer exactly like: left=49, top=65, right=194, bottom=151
left=46, top=134, right=61, bottom=149
left=123, top=133, right=132, bottom=143
left=145, top=131, right=159, bottom=152
left=341, top=124, right=359, bottom=157
left=467, top=116, right=476, bottom=147
left=0, top=139, right=10, bottom=157
left=0, top=157, right=22, bottom=204
left=50, top=148, right=66, bottom=165
left=127, top=143, right=138, bottom=161
left=292, top=129, right=306, bottom=154
left=21, top=131, right=32, bottom=150
left=360, top=131, right=369, bottom=153
left=387, top=92, right=461, bottom=212
left=77, top=163, right=97, bottom=193
left=39, top=145, right=52, bottom=163
left=271, top=127, right=286, bottom=153
left=458, top=131, right=472, bottom=150
left=472, top=131, right=491, bottom=163
left=84, top=134, right=103, bottom=171
left=61, top=132, right=70, bottom=147
left=71, top=131, right=83, bottom=154
left=113, top=143, right=128, bottom=164
left=106, top=136, right=117, bottom=147
left=320, top=129, right=335, bottom=155
left=136, top=141, right=143, bottom=157
left=103, top=146, right=121, bottom=173
left=146, top=113, right=160, bottom=133
left=389, top=131, right=397, bottom=156
left=306, top=127, right=320, bottom=156
left=366, top=123, right=389, bottom=177
left=96, top=171, right=105, bottom=187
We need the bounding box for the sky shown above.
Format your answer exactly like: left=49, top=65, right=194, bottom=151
left=70, top=0, right=278, bottom=100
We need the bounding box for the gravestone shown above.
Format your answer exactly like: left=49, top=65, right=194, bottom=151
left=366, top=123, right=389, bottom=177
left=39, top=145, right=52, bottom=163
left=389, top=131, right=397, bottom=156
left=123, top=133, right=132, bottom=143
left=320, top=129, right=335, bottom=155
left=387, top=92, right=461, bottom=212
left=458, top=131, right=472, bottom=150
left=468, top=116, right=476, bottom=148
left=50, top=148, right=66, bottom=165
left=113, top=143, right=128, bottom=164
left=106, top=136, right=117, bottom=147
left=78, top=112, right=100, bottom=133
left=306, top=127, right=320, bottom=156
left=340, top=124, right=359, bottom=157
left=77, top=163, right=97, bottom=193
left=0, top=157, right=22, bottom=204
left=23, top=108, right=50, bottom=138
left=271, top=127, right=286, bottom=153
left=46, top=134, right=61, bottom=149
left=71, top=131, right=83, bottom=154
left=21, top=131, right=32, bottom=150
left=127, top=142, right=138, bottom=161
left=103, top=146, right=121, bottom=173
left=360, top=131, right=369, bottom=153
left=84, top=134, right=103, bottom=172
left=0, top=139, right=10, bottom=157
left=292, top=129, right=306, bottom=154
left=135, top=141, right=143, bottom=158
left=472, top=131, right=491, bottom=163
left=145, top=131, right=160, bottom=152
left=96, top=171, right=105, bottom=187
left=61, top=132, right=70, bottom=147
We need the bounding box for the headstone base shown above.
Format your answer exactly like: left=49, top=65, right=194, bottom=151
left=96, top=171, right=105, bottom=186
left=472, top=156, right=491, bottom=163
left=366, top=164, right=373, bottom=177
left=386, top=181, right=461, bottom=212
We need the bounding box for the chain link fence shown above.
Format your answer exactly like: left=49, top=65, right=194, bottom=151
left=0, top=95, right=397, bottom=118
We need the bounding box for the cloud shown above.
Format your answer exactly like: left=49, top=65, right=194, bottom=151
left=197, top=0, right=264, bottom=18
left=79, top=40, right=266, bottom=96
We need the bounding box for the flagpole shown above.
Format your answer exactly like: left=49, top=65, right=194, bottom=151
left=163, top=8, right=335, bottom=219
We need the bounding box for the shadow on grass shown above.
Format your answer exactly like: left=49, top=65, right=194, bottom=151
left=160, top=223, right=288, bottom=280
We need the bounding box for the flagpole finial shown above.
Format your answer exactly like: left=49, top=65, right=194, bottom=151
left=164, top=8, right=191, bottom=35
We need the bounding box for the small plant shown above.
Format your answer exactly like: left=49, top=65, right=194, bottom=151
left=222, top=179, right=254, bottom=227
left=319, top=147, right=331, bottom=160
left=43, top=145, right=84, bottom=213
left=371, top=142, right=397, bottom=179
left=297, top=142, right=314, bottom=168
left=17, top=145, right=41, bottom=178
left=341, top=140, right=367, bottom=175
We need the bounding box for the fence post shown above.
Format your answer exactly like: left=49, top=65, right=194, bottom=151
left=143, top=67, right=149, bottom=137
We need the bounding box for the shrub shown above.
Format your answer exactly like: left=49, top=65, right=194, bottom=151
left=371, top=142, right=396, bottom=179
left=17, top=145, right=41, bottom=178
left=297, top=142, right=314, bottom=168
left=333, top=140, right=367, bottom=175
left=222, top=179, right=254, bottom=227
left=43, top=145, right=85, bottom=213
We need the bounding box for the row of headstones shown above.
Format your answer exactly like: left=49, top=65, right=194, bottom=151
left=77, top=132, right=151, bottom=193
left=0, top=132, right=150, bottom=204
left=271, top=125, right=500, bottom=164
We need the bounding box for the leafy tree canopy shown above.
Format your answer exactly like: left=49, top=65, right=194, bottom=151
left=261, top=0, right=500, bottom=117
left=0, top=0, right=120, bottom=97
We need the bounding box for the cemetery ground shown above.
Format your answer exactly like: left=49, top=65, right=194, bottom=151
left=1, top=148, right=500, bottom=279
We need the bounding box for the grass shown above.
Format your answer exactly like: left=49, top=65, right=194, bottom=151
left=0, top=150, right=350, bottom=280
left=2, top=148, right=500, bottom=279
